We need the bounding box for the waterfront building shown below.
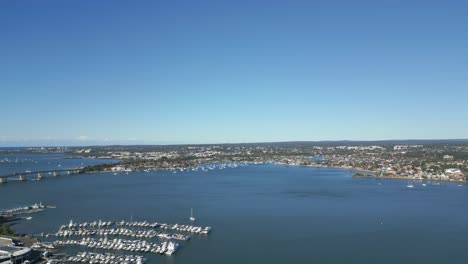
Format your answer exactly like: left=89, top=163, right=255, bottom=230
left=0, top=243, right=32, bottom=264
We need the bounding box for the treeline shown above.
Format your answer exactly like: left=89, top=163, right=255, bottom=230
left=79, top=163, right=120, bottom=173
left=0, top=224, right=16, bottom=237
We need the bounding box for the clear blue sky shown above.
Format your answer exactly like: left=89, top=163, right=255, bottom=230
left=1, top=0, right=467, bottom=146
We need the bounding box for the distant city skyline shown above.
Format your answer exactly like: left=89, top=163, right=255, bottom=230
left=1, top=0, right=468, bottom=146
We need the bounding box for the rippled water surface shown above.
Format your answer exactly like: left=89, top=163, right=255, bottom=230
left=1, top=154, right=468, bottom=264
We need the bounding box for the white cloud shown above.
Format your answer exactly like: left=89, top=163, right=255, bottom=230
left=76, top=135, right=90, bottom=141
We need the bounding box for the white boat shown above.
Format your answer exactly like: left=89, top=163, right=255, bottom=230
left=189, top=208, right=196, bottom=222
left=406, top=184, right=414, bottom=188
left=165, top=241, right=179, bottom=255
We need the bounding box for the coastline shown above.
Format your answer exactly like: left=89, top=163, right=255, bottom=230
left=352, top=173, right=467, bottom=184
left=274, top=162, right=377, bottom=175
left=81, top=160, right=468, bottom=185
left=3, top=153, right=464, bottom=186
left=262, top=162, right=468, bottom=184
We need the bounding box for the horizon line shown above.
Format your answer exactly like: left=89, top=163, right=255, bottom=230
left=1, top=138, right=468, bottom=148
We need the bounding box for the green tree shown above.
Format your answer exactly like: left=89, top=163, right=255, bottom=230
left=0, top=225, right=16, bottom=236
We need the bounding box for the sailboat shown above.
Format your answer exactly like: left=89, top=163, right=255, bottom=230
left=190, top=208, right=196, bottom=222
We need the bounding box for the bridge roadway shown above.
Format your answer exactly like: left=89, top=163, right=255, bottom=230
left=0, top=168, right=83, bottom=183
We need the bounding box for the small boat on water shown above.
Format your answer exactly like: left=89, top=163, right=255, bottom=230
left=190, top=208, right=196, bottom=222
left=406, top=184, right=414, bottom=188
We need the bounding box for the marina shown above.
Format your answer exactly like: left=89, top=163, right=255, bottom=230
left=66, top=252, right=147, bottom=264
left=58, top=220, right=211, bottom=235
left=54, top=238, right=179, bottom=255
left=53, top=227, right=191, bottom=241
left=0, top=202, right=53, bottom=216
left=33, top=219, right=212, bottom=261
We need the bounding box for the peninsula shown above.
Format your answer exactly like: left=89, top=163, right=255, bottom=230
left=6, top=140, right=465, bottom=183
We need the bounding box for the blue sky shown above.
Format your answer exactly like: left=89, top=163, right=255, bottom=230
left=1, top=0, right=467, bottom=146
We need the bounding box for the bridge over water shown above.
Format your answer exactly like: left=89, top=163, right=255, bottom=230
left=0, top=168, right=83, bottom=183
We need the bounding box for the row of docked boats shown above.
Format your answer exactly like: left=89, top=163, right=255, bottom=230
left=54, top=237, right=179, bottom=255
left=56, top=228, right=158, bottom=239
left=55, top=227, right=190, bottom=241
left=161, top=223, right=211, bottom=235
left=0, top=202, right=48, bottom=216
left=64, top=220, right=113, bottom=229
left=62, top=220, right=212, bottom=235
left=67, top=251, right=146, bottom=264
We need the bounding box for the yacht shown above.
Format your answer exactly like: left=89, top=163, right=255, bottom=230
left=165, top=241, right=179, bottom=255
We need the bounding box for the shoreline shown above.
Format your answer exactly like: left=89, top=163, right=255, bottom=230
left=241, top=162, right=468, bottom=184
left=274, top=162, right=377, bottom=174
left=352, top=173, right=467, bottom=184
left=3, top=156, right=465, bottom=186
left=84, top=161, right=467, bottom=185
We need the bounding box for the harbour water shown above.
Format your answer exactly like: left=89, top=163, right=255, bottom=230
left=0, top=154, right=116, bottom=176
left=1, top=154, right=468, bottom=263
